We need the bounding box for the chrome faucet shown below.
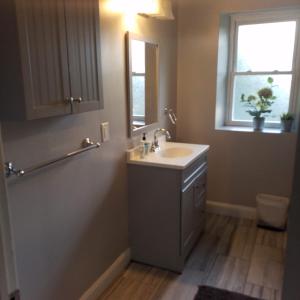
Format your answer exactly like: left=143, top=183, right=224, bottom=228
left=151, top=128, right=172, bottom=152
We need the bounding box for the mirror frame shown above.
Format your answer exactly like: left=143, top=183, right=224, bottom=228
left=125, top=32, right=159, bottom=137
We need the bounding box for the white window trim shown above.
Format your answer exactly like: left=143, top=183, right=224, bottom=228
left=225, top=9, right=300, bottom=128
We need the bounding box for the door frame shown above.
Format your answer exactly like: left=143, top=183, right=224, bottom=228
left=282, top=121, right=300, bottom=299
left=0, top=123, right=18, bottom=299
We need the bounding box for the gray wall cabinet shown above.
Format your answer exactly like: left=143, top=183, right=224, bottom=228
left=128, top=154, right=208, bottom=273
left=0, top=0, right=103, bottom=120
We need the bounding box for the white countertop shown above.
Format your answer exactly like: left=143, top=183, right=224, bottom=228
left=127, top=142, right=210, bottom=170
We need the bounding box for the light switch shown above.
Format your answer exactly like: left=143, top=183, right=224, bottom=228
left=100, top=122, right=110, bottom=142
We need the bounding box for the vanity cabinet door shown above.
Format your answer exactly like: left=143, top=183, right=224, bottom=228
left=181, top=182, right=196, bottom=256
left=181, top=168, right=207, bottom=256
left=17, top=0, right=72, bottom=119
left=193, top=171, right=207, bottom=232
left=64, top=0, right=103, bottom=114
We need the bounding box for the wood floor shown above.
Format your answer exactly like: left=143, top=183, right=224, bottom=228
left=99, top=214, right=287, bottom=300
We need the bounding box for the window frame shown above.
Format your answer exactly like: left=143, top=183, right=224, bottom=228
left=226, top=10, right=300, bottom=128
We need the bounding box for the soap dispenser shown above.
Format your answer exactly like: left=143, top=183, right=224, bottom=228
left=142, top=133, right=151, bottom=155
left=139, top=133, right=146, bottom=158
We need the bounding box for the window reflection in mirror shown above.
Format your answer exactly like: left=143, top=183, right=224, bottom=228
left=132, top=40, right=146, bottom=127
left=126, top=33, right=159, bottom=137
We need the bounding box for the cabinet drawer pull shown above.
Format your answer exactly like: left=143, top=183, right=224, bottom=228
left=183, top=162, right=207, bottom=185
left=182, top=167, right=206, bottom=193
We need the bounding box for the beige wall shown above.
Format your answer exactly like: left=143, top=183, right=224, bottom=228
left=0, top=2, right=177, bottom=300
left=176, top=0, right=299, bottom=207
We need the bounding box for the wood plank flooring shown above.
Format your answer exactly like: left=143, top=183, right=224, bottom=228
left=99, top=214, right=287, bottom=300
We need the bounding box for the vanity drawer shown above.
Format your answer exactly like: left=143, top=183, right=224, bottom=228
left=182, top=154, right=207, bottom=191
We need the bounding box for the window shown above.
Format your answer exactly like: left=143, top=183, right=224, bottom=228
left=226, top=11, right=300, bottom=127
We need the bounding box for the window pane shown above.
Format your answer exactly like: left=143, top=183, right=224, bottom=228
left=232, top=75, right=292, bottom=122
left=237, top=22, right=296, bottom=72
left=131, top=40, right=145, bottom=73
left=132, top=75, right=145, bottom=117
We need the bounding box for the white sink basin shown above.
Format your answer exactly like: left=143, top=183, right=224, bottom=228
left=127, top=142, right=209, bottom=170
left=159, top=147, right=193, bottom=158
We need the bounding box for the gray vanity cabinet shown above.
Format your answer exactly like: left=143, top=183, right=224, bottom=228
left=0, top=0, right=103, bottom=120
left=128, top=154, right=208, bottom=273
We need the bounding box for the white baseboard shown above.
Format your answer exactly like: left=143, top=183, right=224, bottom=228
left=207, top=201, right=257, bottom=220
left=80, top=248, right=131, bottom=300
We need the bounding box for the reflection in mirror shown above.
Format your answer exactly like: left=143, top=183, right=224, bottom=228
left=132, top=40, right=146, bottom=127
left=126, top=32, right=159, bottom=136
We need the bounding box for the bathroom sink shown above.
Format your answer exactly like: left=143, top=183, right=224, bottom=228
left=127, top=142, right=209, bottom=169
left=159, top=147, right=193, bottom=158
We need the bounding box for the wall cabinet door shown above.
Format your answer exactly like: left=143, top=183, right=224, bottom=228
left=64, top=0, right=103, bottom=114
left=1, top=0, right=103, bottom=120
left=18, top=0, right=72, bottom=119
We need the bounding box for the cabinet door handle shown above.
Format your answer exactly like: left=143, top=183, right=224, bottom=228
left=73, top=97, right=83, bottom=103
left=65, top=97, right=74, bottom=104
left=65, top=97, right=74, bottom=113
left=65, top=97, right=82, bottom=114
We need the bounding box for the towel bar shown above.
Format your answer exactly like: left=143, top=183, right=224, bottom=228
left=5, top=138, right=101, bottom=178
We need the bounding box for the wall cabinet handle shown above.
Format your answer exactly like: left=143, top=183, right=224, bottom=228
left=65, top=97, right=82, bottom=104
left=65, top=97, right=82, bottom=114
left=73, top=97, right=83, bottom=103
left=65, top=97, right=74, bottom=103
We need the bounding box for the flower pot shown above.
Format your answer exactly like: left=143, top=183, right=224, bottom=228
left=253, top=117, right=265, bottom=131
left=281, top=120, right=293, bottom=132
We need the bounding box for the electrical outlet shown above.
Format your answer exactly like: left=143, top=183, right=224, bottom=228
left=100, top=122, right=110, bottom=142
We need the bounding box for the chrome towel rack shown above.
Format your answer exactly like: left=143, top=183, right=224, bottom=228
left=5, top=138, right=100, bottom=178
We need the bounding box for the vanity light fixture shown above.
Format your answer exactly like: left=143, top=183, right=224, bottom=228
left=106, top=0, right=174, bottom=20
left=106, top=0, right=157, bottom=15
left=143, top=0, right=174, bottom=20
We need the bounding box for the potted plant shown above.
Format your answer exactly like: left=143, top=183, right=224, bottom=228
left=281, top=113, right=294, bottom=132
left=241, top=77, right=277, bottom=131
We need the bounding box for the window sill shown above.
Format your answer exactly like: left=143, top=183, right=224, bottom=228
left=216, top=126, right=296, bottom=135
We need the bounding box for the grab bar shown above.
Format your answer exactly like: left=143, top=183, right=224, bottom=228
left=5, top=138, right=100, bottom=178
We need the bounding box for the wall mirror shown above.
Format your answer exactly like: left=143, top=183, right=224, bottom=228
left=126, top=32, right=159, bottom=137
